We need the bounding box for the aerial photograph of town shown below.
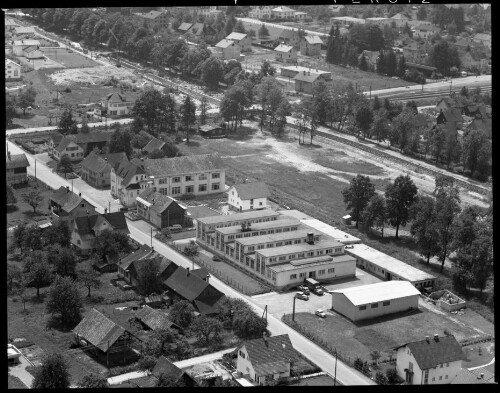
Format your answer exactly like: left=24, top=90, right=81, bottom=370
left=6, top=3, right=494, bottom=387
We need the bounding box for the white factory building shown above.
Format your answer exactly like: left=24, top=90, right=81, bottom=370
left=330, top=281, right=421, bottom=322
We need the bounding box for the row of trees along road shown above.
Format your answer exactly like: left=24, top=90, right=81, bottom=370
left=342, top=173, right=492, bottom=293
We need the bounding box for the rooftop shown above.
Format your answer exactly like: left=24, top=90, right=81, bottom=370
left=216, top=217, right=300, bottom=235
left=331, top=16, right=365, bottom=23
left=226, top=32, right=247, bottom=41
left=235, top=229, right=321, bottom=246
left=331, top=280, right=421, bottom=306
left=256, top=238, right=344, bottom=257
left=216, top=39, right=236, bottom=49
left=13, top=39, right=40, bottom=46
left=198, top=209, right=280, bottom=225
left=272, top=6, right=295, bottom=13
left=346, top=244, right=436, bottom=282
left=139, top=153, right=225, bottom=177
left=142, top=137, right=166, bottom=154
left=229, top=181, right=270, bottom=200
left=300, top=218, right=361, bottom=244
left=274, top=44, right=294, bottom=53
left=304, top=35, right=323, bottom=45
left=6, top=153, right=29, bottom=169
left=269, top=254, right=355, bottom=272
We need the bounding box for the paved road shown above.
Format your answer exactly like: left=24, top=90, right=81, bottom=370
left=6, top=141, right=375, bottom=386
left=174, top=347, right=236, bottom=369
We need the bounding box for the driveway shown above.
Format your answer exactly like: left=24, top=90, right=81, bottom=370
left=251, top=268, right=383, bottom=318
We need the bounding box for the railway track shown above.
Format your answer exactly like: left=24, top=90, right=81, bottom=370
left=368, top=86, right=491, bottom=102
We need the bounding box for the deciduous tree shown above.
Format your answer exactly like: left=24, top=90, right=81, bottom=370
left=170, top=300, right=195, bottom=328
left=385, top=175, right=418, bottom=239
left=77, top=373, right=108, bottom=388
left=362, top=194, right=387, bottom=236
left=58, top=155, right=73, bottom=179
left=32, top=353, right=71, bottom=389
left=22, top=189, right=44, bottom=213
left=76, top=262, right=101, bottom=297
left=23, top=252, right=53, bottom=297
left=18, top=86, right=37, bottom=115
left=342, top=175, right=376, bottom=228
left=46, top=275, right=83, bottom=327
left=191, top=316, right=223, bottom=347
left=409, top=196, right=440, bottom=263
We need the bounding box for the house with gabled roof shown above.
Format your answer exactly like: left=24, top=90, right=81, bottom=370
left=271, top=6, right=295, bottom=20
left=71, top=211, right=129, bottom=256
left=236, top=334, right=299, bottom=385
left=52, top=137, right=85, bottom=162
left=300, top=35, right=323, bottom=57
left=435, top=97, right=462, bottom=112
left=110, top=157, right=150, bottom=207
left=294, top=69, right=332, bottom=95
left=164, top=266, right=224, bottom=315
left=118, top=250, right=177, bottom=289
left=73, top=308, right=140, bottom=366
left=466, top=118, right=492, bottom=139
left=136, top=10, right=169, bottom=30
left=214, top=39, right=241, bottom=60
left=136, top=188, right=186, bottom=229
left=6, top=151, right=29, bottom=185
left=395, top=335, right=463, bottom=385
left=274, top=44, right=297, bottom=63
left=227, top=181, right=270, bottom=212
left=135, top=305, right=182, bottom=332
left=186, top=22, right=216, bottom=42
left=437, top=108, right=463, bottom=129
left=472, top=33, right=491, bottom=49
left=177, top=22, right=193, bottom=34
left=94, top=92, right=135, bottom=118
left=451, top=367, right=495, bottom=384
left=81, top=151, right=127, bottom=189
left=12, top=39, right=40, bottom=56
left=225, top=32, right=252, bottom=52
left=152, top=356, right=198, bottom=386
left=5, top=58, right=22, bottom=80
left=50, top=186, right=96, bottom=226
left=391, top=12, right=410, bottom=28
left=50, top=132, right=113, bottom=162
left=142, top=136, right=165, bottom=155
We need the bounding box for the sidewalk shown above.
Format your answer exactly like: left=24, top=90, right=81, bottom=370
left=173, top=347, right=236, bottom=369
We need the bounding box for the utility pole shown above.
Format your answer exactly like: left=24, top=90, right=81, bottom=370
left=292, top=295, right=297, bottom=321
left=34, top=159, right=37, bottom=182
left=108, top=201, right=111, bottom=213
left=369, top=86, right=372, bottom=99
left=334, top=349, right=338, bottom=386
left=150, top=227, right=153, bottom=247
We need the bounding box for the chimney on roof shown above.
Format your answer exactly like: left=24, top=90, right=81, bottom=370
left=66, top=186, right=70, bottom=192
left=425, top=336, right=430, bottom=343
left=187, top=267, right=190, bottom=276
left=263, top=332, right=268, bottom=347
left=205, top=274, right=210, bottom=283
left=480, top=373, right=484, bottom=379
left=434, top=334, right=439, bottom=342
left=79, top=193, right=81, bottom=197
left=307, top=232, right=314, bottom=245
left=104, top=208, right=108, bottom=214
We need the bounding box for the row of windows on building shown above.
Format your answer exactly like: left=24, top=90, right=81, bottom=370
left=227, top=226, right=299, bottom=241
left=154, top=183, right=220, bottom=195
left=289, top=268, right=334, bottom=279
left=358, top=301, right=391, bottom=311
left=265, top=247, right=341, bottom=263
left=207, top=216, right=278, bottom=232
left=157, top=173, right=220, bottom=184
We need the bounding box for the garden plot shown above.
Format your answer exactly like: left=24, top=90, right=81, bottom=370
left=48, top=65, right=139, bottom=86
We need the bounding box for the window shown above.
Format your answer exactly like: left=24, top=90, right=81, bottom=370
left=290, top=274, right=297, bottom=279
left=446, top=363, right=449, bottom=367
left=212, top=173, right=220, bottom=179
left=266, top=243, right=273, bottom=248
left=259, top=202, right=263, bottom=206
left=212, top=183, right=220, bottom=191
left=159, top=178, right=168, bottom=184
left=383, top=301, right=390, bottom=306
left=278, top=256, right=286, bottom=261
left=199, top=184, right=207, bottom=192
left=445, top=375, right=448, bottom=379
left=173, top=177, right=181, bottom=183
left=159, top=187, right=168, bottom=195
left=440, top=364, right=443, bottom=368
left=326, top=249, right=332, bottom=254
left=328, top=268, right=335, bottom=273
left=185, top=186, right=194, bottom=193
left=284, top=241, right=292, bottom=245
left=269, top=257, right=276, bottom=262
left=318, top=269, right=325, bottom=275
left=335, top=247, right=342, bottom=253
left=248, top=246, right=255, bottom=251
left=439, top=376, right=442, bottom=381
left=199, top=173, right=207, bottom=180
left=185, top=175, right=193, bottom=182
left=276, top=242, right=283, bottom=247
left=257, top=244, right=264, bottom=249
left=359, top=305, right=366, bottom=311
left=77, top=240, right=81, bottom=245
left=299, top=273, right=306, bottom=278
left=172, top=187, right=181, bottom=194
left=432, top=378, right=435, bottom=382
left=371, top=303, right=378, bottom=308
left=307, top=252, right=314, bottom=257
left=298, top=253, right=305, bottom=258
left=250, top=199, right=254, bottom=204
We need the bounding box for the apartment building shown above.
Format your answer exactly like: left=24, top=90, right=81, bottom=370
left=94, top=92, right=135, bottom=118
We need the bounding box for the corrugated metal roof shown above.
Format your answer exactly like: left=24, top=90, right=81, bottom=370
left=197, top=209, right=280, bottom=225
left=216, top=217, right=300, bottom=234
left=331, top=280, right=420, bottom=306
left=256, top=238, right=343, bottom=257
left=141, top=153, right=225, bottom=177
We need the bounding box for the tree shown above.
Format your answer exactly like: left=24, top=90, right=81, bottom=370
left=109, top=127, right=132, bottom=156
left=170, top=300, right=195, bottom=328
left=57, top=155, right=73, bottom=179
left=461, top=129, right=490, bottom=180
left=199, top=96, right=208, bottom=125
left=12, top=223, right=27, bottom=255
left=6, top=95, right=17, bottom=128
left=258, top=24, right=269, bottom=38
left=22, top=189, right=44, bottom=213
left=385, top=175, right=418, bottom=239
left=46, top=245, right=77, bottom=276
left=375, top=371, right=388, bottom=384
left=80, top=116, right=90, bottom=134
left=43, top=220, right=71, bottom=248
left=138, top=355, right=157, bottom=371
left=232, top=310, right=267, bottom=339
left=386, top=368, right=399, bottom=384
left=370, top=110, right=390, bottom=142
left=32, top=353, right=71, bottom=389
left=417, top=6, right=427, bottom=21
left=434, top=176, right=461, bottom=272
left=341, top=175, right=376, bottom=228
left=354, top=103, right=373, bottom=138
left=259, top=60, right=276, bottom=78
left=7, top=185, right=17, bottom=205
left=153, top=327, right=177, bottom=356
left=18, top=86, right=37, bottom=115
left=24, top=253, right=53, bottom=297
left=358, top=54, right=368, bottom=71
left=7, top=264, right=22, bottom=293
left=58, top=107, right=78, bottom=135
left=46, top=275, right=83, bottom=327
left=428, top=40, right=461, bottom=76
left=135, top=258, right=164, bottom=296
left=233, top=20, right=246, bottom=34
left=220, top=85, right=249, bottom=132
left=93, top=230, right=132, bottom=263
left=156, top=373, right=185, bottom=387
left=180, top=95, right=196, bottom=143
left=77, top=373, right=108, bottom=388
left=13, top=280, right=29, bottom=311
left=76, top=262, right=101, bottom=297
left=200, top=57, right=223, bottom=90
left=191, top=316, right=223, bottom=347
left=429, top=125, right=446, bottom=163
left=409, top=196, right=440, bottom=264
left=362, top=194, right=387, bottom=236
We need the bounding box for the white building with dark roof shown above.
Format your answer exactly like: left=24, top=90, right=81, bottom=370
left=330, top=281, right=420, bottom=322
left=227, top=181, right=270, bottom=212
left=274, top=44, right=297, bottom=63
left=5, top=59, right=21, bottom=80
left=214, top=39, right=241, bottom=60
left=225, top=32, right=252, bottom=52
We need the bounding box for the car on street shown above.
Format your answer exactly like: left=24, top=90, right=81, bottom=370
left=212, top=256, right=222, bottom=262
left=315, top=309, right=326, bottom=318
left=297, top=285, right=310, bottom=295
left=296, top=292, right=309, bottom=301
left=313, top=287, right=324, bottom=296
left=168, top=224, right=182, bottom=232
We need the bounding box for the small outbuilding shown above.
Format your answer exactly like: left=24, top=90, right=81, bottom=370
left=342, top=215, right=352, bottom=225
left=330, top=280, right=421, bottom=322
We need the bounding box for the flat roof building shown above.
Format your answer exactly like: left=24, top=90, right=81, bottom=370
left=345, top=244, right=436, bottom=288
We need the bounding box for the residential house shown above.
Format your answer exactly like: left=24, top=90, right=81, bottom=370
left=274, top=44, right=297, bottom=64
left=5, top=58, right=22, bottom=80
left=164, top=266, right=225, bottom=315
left=227, top=181, right=270, bottom=212
left=294, top=70, right=332, bottom=95
left=412, top=24, right=440, bottom=39
left=271, top=6, right=295, bottom=20
left=73, top=308, right=139, bottom=361
left=177, top=22, right=193, bottom=34
left=51, top=132, right=112, bottom=162
left=435, top=97, right=462, bottom=113
left=185, top=23, right=217, bottom=43
left=198, top=123, right=227, bottom=139
left=142, top=137, right=165, bottom=155
left=460, top=50, right=485, bottom=70
left=394, top=335, right=463, bottom=384
left=110, top=157, right=150, bottom=207
left=328, top=5, right=345, bottom=15
left=118, top=252, right=177, bottom=288
left=331, top=281, right=420, bottom=323
left=136, top=188, right=186, bottom=229
left=152, top=356, right=197, bottom=387
left=5, top=18, right=19, bottom=33
left=94, top=92, right=135, bottom=118
left=391, top=13, right=410, bottom=28
left=225, top=32, right=252, bottom=52
left=198, top=6, right=218, bottom=17
left=405, top=62, right=437, bottom=78
left=71, top=211, right=128, bottom=256
left=214, top=39, right=241, bottom=61
left=450, top=368, right=495, bottom=384
left=6, top=152, right=29, bottom=185
left=23, top=46, right=44, bottom=59
left=300, top=35, right=323, bottom=57
left=278, top=29, right=301, bottom=50
left=236, top=334, right=298, bottom=385
left=437, top=108, right=463, bottom=129
left=472, top=33, right=491, bottom=49
left=49, top=186, right=96, bottom=226
left=13, top=26, right=36, bottom=37
left=358, top=50, right=380, bottom=72
left=12, top=39, right=40, bottom=56
left=137, top=10, right=169, bottom=30
left=47, top=132, right=64, bottom=157
left=249, top=6, right=273, bottom=20
left=463, top=104, right=489, bottom=119
left=294, top=12, right=308, bottom=21
left=135, top=153, right=226, bottom=199
left=135, top=306, right=182, bottom=332
left=80, top=152, right=127, bottom=189
left=466, top=118, right=492, bottom=139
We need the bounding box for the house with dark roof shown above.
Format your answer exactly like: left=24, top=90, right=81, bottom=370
left=50, top=132, right=113, bottom=162
left=466, top=118, right=492, bottom=139
left=198, top=123, right=227, bottom=139
left=50, top=186, right=96, bottom=227
left=225, top=32, right=252, bottom=52
left=450, top=367, right=495, bottom=384
left=236, top=334, right=299, bottom=385
left=186, top=23, right=217, bottom=42
left=110, top=157, right=150, bottom=207
left=6, top=152, right=30, bottom=185
left=73, top=308, right=140, bottom=366
left=135, top=305, right=182, bottom=332
left=358, top=50, right=380, bottom=72
left=294, top=70, right=332, bottom=95
left=118, top=251, right=176, bottom=288
left=136, top=188, right=186, bottom=229
left=164, top=266, right=224, bottom=315
left=152, top=356, right=197, bottom=386
left=390, top=12, right=410, bottom=28
left=435, top=97, right=464, bottom=113
left=463, top=104, right=489, bottom=119
left=437, top=108, right=463, bottom=129
left=81, top=152, right=128, bottom=189
left=227, top=181, right=270, bottom=212
left=51, top=136, right=85, bottom=162
left=135, top=10, right=169, bottom=30
left=71, top=211, right=129, bottom=256
left=94, top=92, right=136, bottom=118
left=300, top=35, right=323, bottom=57
left=142, top=137, right=165, bottom=155
left=395, top=335, right=463, bottom=385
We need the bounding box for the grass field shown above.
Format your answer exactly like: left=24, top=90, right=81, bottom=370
left=42, top=47, right=100, bottom=69
left=286, top=308, right=484, bottom=364
left=7, top=375, right=28, bottom=389
left=289, top=375, right=337, bottom=386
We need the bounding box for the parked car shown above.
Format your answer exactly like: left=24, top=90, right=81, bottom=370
left=297, top=285, right=310, bottom=295
left=212, top=256, right=222, bottom=262
left=168, top=224, right=182, bottom=232
left=296, top=292, right=309, bottom=301
left=313, top=287, right=324, bottom=296
left=315, top=309, right=326, bottom=318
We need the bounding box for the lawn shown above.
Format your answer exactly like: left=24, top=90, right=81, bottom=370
left=461, top=341, right=495, bottom=369
left=7, top=375, right=29, bottom=389
left=289, top=375, right=338, bottom=386
left=286, top=307, right=480, bottom=364
left=42, top=47, right=100, bottom=69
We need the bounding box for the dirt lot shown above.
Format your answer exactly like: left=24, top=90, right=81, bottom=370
left=42, top=47, right=100, bottom=69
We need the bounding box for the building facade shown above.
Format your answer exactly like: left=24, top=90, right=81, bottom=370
left=94, top=92, right=135, bottom=118
left=227, top=181, right=270, bottom=212
left=274, top=44, right=297, bottom=63
left=213, top=39, right=241, bottom=61
left=6, top=152, right=29, bottom=185
left=300, top=35, right=323, bottom=57
left=225, top=32, right=252, bottom=52
left=5, top=59, right=22, bottom=80
left=136, top=188, right=186, bottom=229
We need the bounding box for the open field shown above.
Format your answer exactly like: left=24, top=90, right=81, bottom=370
left=289, top=375, right=337, bottom=386
left=42, top=47, right=100, bottom=68
left=7, top=375, right=29, bottom=389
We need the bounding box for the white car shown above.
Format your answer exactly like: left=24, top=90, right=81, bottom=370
left=315, top=309, right=326, bottom=318
left=296, top=292, right=309, bottom=301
